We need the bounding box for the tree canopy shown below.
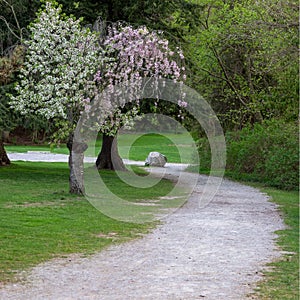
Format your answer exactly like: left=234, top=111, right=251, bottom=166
left=183, top=0, right=299, bottom=129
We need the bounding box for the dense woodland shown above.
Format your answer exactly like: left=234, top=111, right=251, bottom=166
left=0, top=0, right=298, bottom=190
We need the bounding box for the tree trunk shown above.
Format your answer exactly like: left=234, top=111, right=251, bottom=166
left=0, top=139, right=10, bottom=166
left=67, top=136, right=87, bottom=195
left=96, top=134, right=126, bottom=171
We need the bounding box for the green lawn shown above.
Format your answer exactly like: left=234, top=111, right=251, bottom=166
left=6, top=132, right=197, bottom=163
left=252, top=187, right=299, bottom=300
left=5, top=144, right=69, bottom=155
left=0, top=161, right=180, bottom=283
left=118, top=132, right=197, bottom=163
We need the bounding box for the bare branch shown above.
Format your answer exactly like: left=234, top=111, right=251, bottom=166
left=209, top=45, right=248, bottom=107
left=198, top=67, right=228, bottom=82
left=0, top=0, right=23, bottom=42
left=0, top=16, right=20, bottom=40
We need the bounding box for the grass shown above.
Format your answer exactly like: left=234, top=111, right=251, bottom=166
left=251, top=187, right=299, bottom=300
left=2, top=133, right=194, bottom=281
left=117, top=132, right=197, bottom=163
left=6, top=132, right=197, bottom=163
left=5, top=144, right=69, bottom=155
left=0, top=161, right=179, bottom=283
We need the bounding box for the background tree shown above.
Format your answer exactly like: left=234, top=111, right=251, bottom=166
left=8, top=2, right=186, bottom=190
left=0, top=45, right=24, bottom=165
left=183, top=0, right=298, bottom=130
left=0, top=0, right=44, bottom=165
left=0, top=0, right=40, bottom=54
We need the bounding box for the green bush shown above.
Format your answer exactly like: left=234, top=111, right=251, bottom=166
left=196, top=120, right=299, bottom=190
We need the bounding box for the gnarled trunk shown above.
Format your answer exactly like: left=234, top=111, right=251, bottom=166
left=67, top=136, right=87, bottom=195
left=0, top=139, right=10, bottom=166
left=96, top=133, right=126, bottom=171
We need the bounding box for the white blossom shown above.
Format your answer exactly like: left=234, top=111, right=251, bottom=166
left=9, top=2, right=102, bottom=126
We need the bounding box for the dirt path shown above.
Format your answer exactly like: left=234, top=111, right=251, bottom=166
left=1, top=157, right=285, bottom=299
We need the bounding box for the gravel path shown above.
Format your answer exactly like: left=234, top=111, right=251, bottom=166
left=1, top=153, right=285, bottom=299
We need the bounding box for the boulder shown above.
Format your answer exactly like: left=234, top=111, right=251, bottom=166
left=145, top=152, right=167, bottom=167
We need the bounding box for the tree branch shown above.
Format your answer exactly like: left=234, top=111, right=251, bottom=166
left=0, top=0, right=23, bottom=42
left=209, top=45, right=248, bottom=107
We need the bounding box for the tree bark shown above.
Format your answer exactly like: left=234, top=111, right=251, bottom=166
left=96, top=133, right=126, bottom=171
left=0, top=139, right=10, bottom=166
left=67, top=136, right=87, bottom=195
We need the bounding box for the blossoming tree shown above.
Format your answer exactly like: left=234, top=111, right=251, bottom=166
left=10, top=2, right=186, bottom=194
left=9, top=2, right=102, bottom=194
left=93, top=23, right=186, bottom=170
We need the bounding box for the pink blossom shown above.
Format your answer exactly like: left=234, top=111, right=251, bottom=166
left=178, top=100, right=188, bottom=108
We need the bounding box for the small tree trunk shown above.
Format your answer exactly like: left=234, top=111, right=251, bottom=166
left=0, top=139, right=10, bottom=166
left=96, top=133, right=126, bottom=171
left=67, top=135, right=87, bottom=195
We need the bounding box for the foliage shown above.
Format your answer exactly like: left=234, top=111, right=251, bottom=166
left=0, top=2, right=51, bottom=143
left=0, top=83, right=18, bottom=131
left=55, top=0, right=187, bottom=34
left=195, top=120, right=299, bottom=190
left=226, top=120, right=299, bottom=190
left=2, top=0, right=299, bottom=135
left=0, top=44, right=24, bottom=85
left=184, top=0, right=299, bottom=129
left=0, top=84, right=54, bottom=141
left=9, top=2, right=186, bottom=141
left=0, top=0, right=40, bottom=54
left=0, top=43, right=25, bottom=132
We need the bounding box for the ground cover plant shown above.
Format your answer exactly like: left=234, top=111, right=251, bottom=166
left=3, top=131, right=299, bottom=298
left=0, top=161, right=177, bottom=283
left=5, top=144, right=69, bottom=154
left=119, top=132, right=196, bottom=163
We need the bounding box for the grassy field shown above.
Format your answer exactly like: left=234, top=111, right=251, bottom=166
left=118, top=132, right=197, bottom=163
left=5, top=144, right=69, bottom=155
left=252, top=187, right=299, bottom=300
left=6, top=132, right=197, bottom=163
left=0, top=161, right=178, bottom=283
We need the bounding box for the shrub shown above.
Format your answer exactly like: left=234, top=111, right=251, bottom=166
left=196, top=120, right=299, bottom=190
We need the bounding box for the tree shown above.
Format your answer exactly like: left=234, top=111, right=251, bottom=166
left=9, top=2, right=185, bottom=192
left=9, top=2, right=102, bottom=194
left=0, top=44, right=26, bottom=166
left=183, top=0, right=298, bottom=130
left=0, top=0, right=50, bottom=166
left=93, top=23, right=185, bottom=170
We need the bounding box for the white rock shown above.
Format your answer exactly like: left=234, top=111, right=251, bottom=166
left=145, top=152, right=167, bottom=167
